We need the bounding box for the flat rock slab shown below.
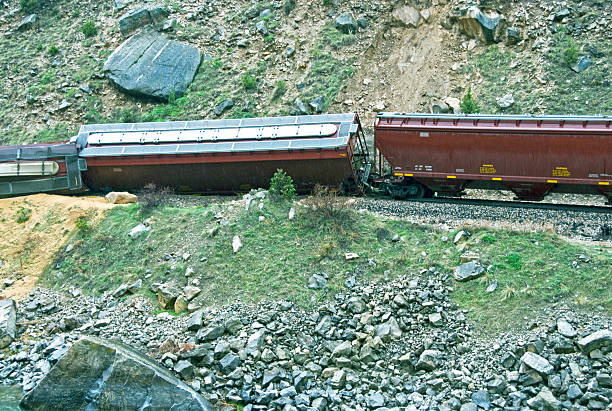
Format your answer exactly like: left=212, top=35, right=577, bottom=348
left=576, top=329, right=612, bottom=353
left=0, top=299, right=16, bottom=348
left=104, top=30, right=201, bottom=101
left=21, top=336, right=213, bottom=410
left=453, top=261, right=485, bottom=282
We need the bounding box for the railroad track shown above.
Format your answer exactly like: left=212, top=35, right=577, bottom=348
left=398, top=196, right=612, bottom=214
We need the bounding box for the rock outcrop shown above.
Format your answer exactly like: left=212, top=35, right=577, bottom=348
left=104, top=30, right=201, bottom=101
left=20, top=336, right=213, bottom=410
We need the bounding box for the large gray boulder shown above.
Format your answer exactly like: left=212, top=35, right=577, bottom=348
left=457, top=6, right=505, bottom=43
left=119, top=5, right=168, bottom=36
left=104, top=30, right=201, bottom=101
left=20, top=336, right=213, bottom=410
left=0, top=298, right=16, bottom=348
left=453, top=261, right=485, bottom=282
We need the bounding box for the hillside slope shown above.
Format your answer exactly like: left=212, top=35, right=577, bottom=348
left=0, top=0, right=609, bottom=145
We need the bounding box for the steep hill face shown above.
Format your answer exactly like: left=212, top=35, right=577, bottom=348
left=0, top=0, right=609, bottom=145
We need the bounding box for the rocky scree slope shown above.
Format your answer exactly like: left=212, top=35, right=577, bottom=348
left=2, top=272, right=611, bottom=410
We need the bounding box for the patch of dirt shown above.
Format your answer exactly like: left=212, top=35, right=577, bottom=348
left=0, top=194, right=116, bottom=301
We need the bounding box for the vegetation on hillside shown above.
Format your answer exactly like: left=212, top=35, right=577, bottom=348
left=40, top=193, right=611, bottom=331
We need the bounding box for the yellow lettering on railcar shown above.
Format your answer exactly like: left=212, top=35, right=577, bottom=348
left=480, top=164, right=496, bottom=174
left=552, top=167, right=571, bottom=177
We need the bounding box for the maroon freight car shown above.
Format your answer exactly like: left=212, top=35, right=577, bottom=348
left=374, top=113, right=612, bottom=203
left=76, top=113, right=369, bottom=194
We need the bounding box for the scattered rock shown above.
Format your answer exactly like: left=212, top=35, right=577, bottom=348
left=571, top=56, right=592, bottom=73
left=453, top=261, right=485, bottom=282
left=105, top=191, right=138, bottom=204
left=496, top=94, right=514, bottom=108
left=129, top=223, right=150, bottom=237
left=17, top=14, right=36, bottom=31
left=232, top=235, right=242, bottom=253
left=576, top=329, right=612, bottom=353
left=556, top=318, right=577, bottom=338
left=307, top=273, right=327, bottom=289
left=335, top=13, right=358, bottom=34
left=392, top=5, right=421, bottom=28
left=520, top=351, right=553, bottom=375
left=215, top=98, right=234, bottom=116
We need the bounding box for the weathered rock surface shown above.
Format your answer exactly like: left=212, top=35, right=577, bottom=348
left=0, top=299, right=16, bottom=348
left=335, top=13, right=358, bottom=34
left=118, top=5, right=168, bottom=36
left=104, top=30, right=201, bottom=101
left=20, top=336, right=212, bottom=410
left=576, top=329, right=612, bottom=353
left=457, top=6, right=505, bottom=43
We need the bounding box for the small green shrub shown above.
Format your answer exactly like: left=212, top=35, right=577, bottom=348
left=271, top=80, right=287, bottom=101
left=460, top=87, right=481, bottom=114
left=323, top=0, right=334, bottom=6
left=16, top=207, right=32, bottom=223
left=82, top=20, right=97, bottom=38
left=269, top=169, right=296, bottom=202
left=301, top=185, right=353, bottom=230
left=75, top=215, right=90, bottom=233
left=242, top=74, right=257, bottom=90
left=47, top=45, right=59, bottom=56
left=20, top=0, right=44, bottom=14
left=481, top=234, right=497, bottom=244
left=505, top=252, right=522, bottom=270
left=563, top=44, right=579, bottom=66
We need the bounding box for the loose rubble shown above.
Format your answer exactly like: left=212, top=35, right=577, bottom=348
left=2, top=272, right=610, bottom=410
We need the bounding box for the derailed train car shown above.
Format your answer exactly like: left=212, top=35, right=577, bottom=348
left=374, top=113, right=612, bottom=203
left=0, top=112, right=611, bottom=204
left=1, top=113, right=370, bottom=196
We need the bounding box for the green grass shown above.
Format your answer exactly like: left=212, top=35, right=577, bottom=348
left=40, top=198, right=611, bottom=332
left=465, top=29, right=611, bottom=114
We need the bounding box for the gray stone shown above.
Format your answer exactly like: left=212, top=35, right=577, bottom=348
left=256, top=20, right=268, bottom=35
left=526, top=387, right=559, bottom=410
left=332, top=341, right=352, bottom=358
left=391, top=5, right=421, bottom=28
left=174, top=359, right=194, bottom=379
left=104, top=30, right=201, bottom=101
left=521, top=352, right=553, bottom=375
left=157, top=283, right=179, bottom=309
left=571, top=56, right=592, bottom=73
left=246, top=330, right=265, bottom=355
left=0, top=299, right=16, bottom=349
left=118, top=5, right=168, bottom=36
left=496, top=94, right=514, bottom=108
left=280, top=385, right=297, bottom=397
left=197, top=325, right=225, bottom=342
left=214, top=98, right=234, bottom=116
left=127, top=279, right=142, bottom=293
left=596, top=372, right=612, bottom=388
left=186, top=309, right=203, bottom=331
left=259, top=9, right=272, bottom=19
left=308, top=273, right=327, bottom=289
left=330, top=369, right=346, bottom=389
left=457, top=6, right=505, bottom=43
left=567, top=383, right=583, bottom=400
left=294, top=98, right=310, bottom=115
left=219, top=353, right=240, bottom=373
left=17, top=14, right=36, bottom=31
left=367, top=392, right=385, bottom=408
left=553, top=8, right=571, bottom=22
left=432, top=100, right=450, bottom=114
left=416, top=350, right=439, bottom=371
left=506, top=27, right=521, bottom=44
left=471, top=390, right=490, bottom=410
left=20, top=337, right=212, bottom=410
left=376, top=317, right=402, bottom=340
left=309, top=96, right=325, bottom=113
left=576, top=329, right=612, bottom=353
left=453, top=261, right=485, bottom=282
left=453, top=230, right=470, bottom=244
left=335, top=13, right=358, bottom=34
left=348, top=296, right=366, bottom=313
left=557, top=318, right=577, bottom=338
left=460, top=404, right=478, bottom=411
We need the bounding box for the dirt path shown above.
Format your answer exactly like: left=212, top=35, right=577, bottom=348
left=0, top=194, right=116, bottom=301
